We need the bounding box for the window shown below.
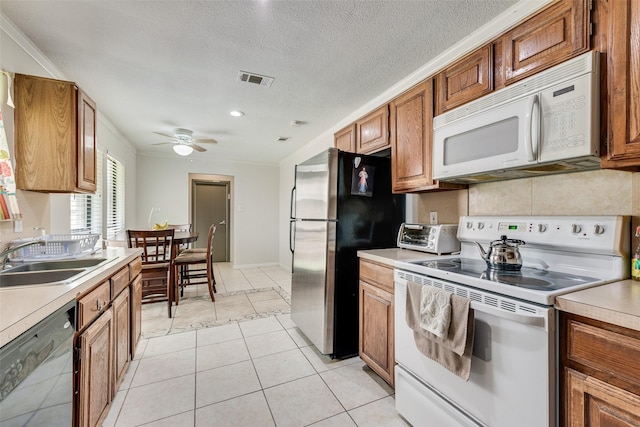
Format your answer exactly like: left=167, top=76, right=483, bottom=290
left=106, top=155, right=125, bottom=239
left=70, top=151, right=125, bottom=240
left=70, top=150, right=103, bottom=235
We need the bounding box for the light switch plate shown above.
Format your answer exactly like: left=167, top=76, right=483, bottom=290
left=430, top=212, right=438, bottom=225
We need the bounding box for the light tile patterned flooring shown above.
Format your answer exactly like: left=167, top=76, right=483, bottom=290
left=104, top=263, right=410, bottom=427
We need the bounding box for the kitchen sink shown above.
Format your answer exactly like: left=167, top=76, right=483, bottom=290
left=0, top=269, right=86, bottom=288
left=0, top=257, right=115, bottom=288
left=5, top=258, right=108, bottom=272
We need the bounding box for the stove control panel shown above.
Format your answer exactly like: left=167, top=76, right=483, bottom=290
left=458, top=215, right=630, bottom=256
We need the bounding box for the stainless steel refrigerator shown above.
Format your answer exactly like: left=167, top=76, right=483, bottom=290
left=289, top=148, right=405, bottom=358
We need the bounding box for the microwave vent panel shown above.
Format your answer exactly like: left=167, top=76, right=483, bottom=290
left=434, top=51, right=597, bottom=127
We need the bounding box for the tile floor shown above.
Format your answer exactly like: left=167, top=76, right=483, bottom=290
left=104, top=263, right=410, bottom=427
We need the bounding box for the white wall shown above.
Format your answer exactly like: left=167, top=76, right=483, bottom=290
left=0, top=16, right=137, bottom=244
left=137, top=154, right=279, bottom=268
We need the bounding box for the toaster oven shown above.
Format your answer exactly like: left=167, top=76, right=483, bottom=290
left=397, top=223, right=460, bottom=255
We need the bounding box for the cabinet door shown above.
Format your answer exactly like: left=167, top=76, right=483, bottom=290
left=14, top=74, right=77, bottom=192
left=77, top=89, right=97, bottom=192
left=356, top=106, right=389, bottom=154
left=77, top=309, right=113, bottom=427
left=359, top=281, right=394, bottom=386
left=390, top=81, right=464, bottom=193
left=435, top=44, right=493, bottom=115
left=130, top=274, right=142, bottom=359
left=501, top=0, right=589, bottom=85
left=598, top=0, right=640, bottom=168
left=113, top=289, right=130, bottom=394
left=334, top=124, right=356, bottom=153
left=565, top=368, right=640, bottom=426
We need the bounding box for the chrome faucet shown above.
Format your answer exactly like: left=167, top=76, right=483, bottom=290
left=0, top=240, right=47, bottom=270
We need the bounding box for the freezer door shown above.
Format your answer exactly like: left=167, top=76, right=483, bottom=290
left=290, top=220, right=336, bottom=354
left=294, top=149, right=338, bottom=220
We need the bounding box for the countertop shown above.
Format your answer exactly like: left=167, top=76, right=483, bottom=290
left=357, top=248, right=437, bottom=267
left=555, top=279, right=640, bottom=332
left=0, top=247, right=141, bottom=347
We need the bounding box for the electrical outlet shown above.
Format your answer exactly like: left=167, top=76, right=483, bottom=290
left=13, top=220, right=23, bottom=233
left=430, top=211, right=438, bottom=225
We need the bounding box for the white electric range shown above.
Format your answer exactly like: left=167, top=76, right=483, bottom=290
left=394, top=215, right=630, bottom=427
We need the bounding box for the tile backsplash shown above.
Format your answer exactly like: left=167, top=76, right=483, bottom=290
left=418, top=169, right=638, bottom=222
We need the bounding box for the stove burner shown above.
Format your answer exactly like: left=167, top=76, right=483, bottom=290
left=480, top=270, right=554, bottom=288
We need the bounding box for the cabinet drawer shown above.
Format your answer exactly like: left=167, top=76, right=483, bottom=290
left=129, top=257, right=142, bottom=280
left=566, top=319, right=640, bottom=388
left=110, top=267, right=129, bottom=298
left=77, top=281, right=110, bottom=330
left=359, top=259, right=393, bottom=293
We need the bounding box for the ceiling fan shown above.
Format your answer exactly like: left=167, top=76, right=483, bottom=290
left=152, top=128, right=217, bottom=156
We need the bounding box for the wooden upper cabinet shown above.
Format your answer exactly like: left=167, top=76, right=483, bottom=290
left=597, top=0, right=640, bottom=169
left=500, top=0, right=590, bottom=85
left=334, top=124, right=356, bottom=153
left=435, top=44, right=493, bottom=115
left=356, top=105, right=389, bottom=154
left=390, top=80, right=465, bottom=193
left=14, top=74, right=97, bottom=193
left=77, top=89, right=97, bottom=191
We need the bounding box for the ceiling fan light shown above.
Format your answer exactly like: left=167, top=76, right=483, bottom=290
left=173, top=144, right=193, bottom=156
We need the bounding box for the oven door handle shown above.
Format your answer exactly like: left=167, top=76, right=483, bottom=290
left=470, top=301, right=548, bottom=330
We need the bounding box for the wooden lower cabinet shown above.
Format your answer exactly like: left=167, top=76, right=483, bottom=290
left=130, top=274, right=142, bottom=359
left=74, top=256, right=142, bottom=427
left=76, top=308, right=113, bottom=427
left=565, top=368, right=640, bottom=426
left=560, top=312, right=640, bottom=426
left=112, top=289, right=130, bottom=394
left=358, top=259, right=394, bottom=386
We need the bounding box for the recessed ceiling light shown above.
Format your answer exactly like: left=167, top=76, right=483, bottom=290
left=230, top=110, right=244, bottom=117
left=277, top=137, right=291, bottom=142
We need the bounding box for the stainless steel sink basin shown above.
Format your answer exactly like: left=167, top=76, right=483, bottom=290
left=0, top=269, right=86, bottom=288
left=5, top=258, right=108, bottom=272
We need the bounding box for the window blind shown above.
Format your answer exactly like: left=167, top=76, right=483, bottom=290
left=70, top=150, right=103, bottom=235
left=106, top=155, right=125, bottom=239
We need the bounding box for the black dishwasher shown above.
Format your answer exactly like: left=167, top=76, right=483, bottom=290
left=0, top=300, right=76, bottom=426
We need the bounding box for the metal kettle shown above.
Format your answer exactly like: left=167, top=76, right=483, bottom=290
left=475, top=235, right=525, bottom=271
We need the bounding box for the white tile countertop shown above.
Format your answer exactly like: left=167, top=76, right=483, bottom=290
left=357, top=248, right=438, bottom=267
left=555, top=280, right=640, bottom=332
left=0, top=247, right=142, bottom=347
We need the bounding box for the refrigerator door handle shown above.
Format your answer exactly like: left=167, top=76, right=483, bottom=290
left=289, top=220, right=295, bottom=254
left=290, top=186, right=296, bottom=220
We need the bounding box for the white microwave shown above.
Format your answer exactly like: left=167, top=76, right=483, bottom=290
left=433, top=51, right=600, bottom=184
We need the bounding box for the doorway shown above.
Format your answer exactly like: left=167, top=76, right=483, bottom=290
left=191, top=180, right=230, bottom=262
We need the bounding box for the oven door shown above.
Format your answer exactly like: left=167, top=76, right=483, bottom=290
left=394, top=272, right=554, bottom=427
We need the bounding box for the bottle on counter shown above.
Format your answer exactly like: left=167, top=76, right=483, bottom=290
left=633, top=225, right=640, bottom=281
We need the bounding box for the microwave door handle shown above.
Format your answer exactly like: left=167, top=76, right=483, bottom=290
left=527, top=94, right=540, bottom=161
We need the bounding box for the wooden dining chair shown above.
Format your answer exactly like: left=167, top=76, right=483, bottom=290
left=127, top=229, right=176, bottom=318
left=168, top=223, right=192, bottom=252
left=173, top=224, right=216, bottom=304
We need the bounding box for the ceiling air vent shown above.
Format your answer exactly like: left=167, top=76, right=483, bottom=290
left=237, top=71, right=274, bottom=88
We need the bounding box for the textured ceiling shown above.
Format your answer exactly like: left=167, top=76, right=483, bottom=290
left=0, top=0, right=518, bottom=163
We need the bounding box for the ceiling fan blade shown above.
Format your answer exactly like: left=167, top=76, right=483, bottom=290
left=151, top=141, right=173, bottom=146
left=189, top=143, right=207, bottom=152
left=194, top=138, right=217, bottom=144
left=153, top=131, right=174, bottom=138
